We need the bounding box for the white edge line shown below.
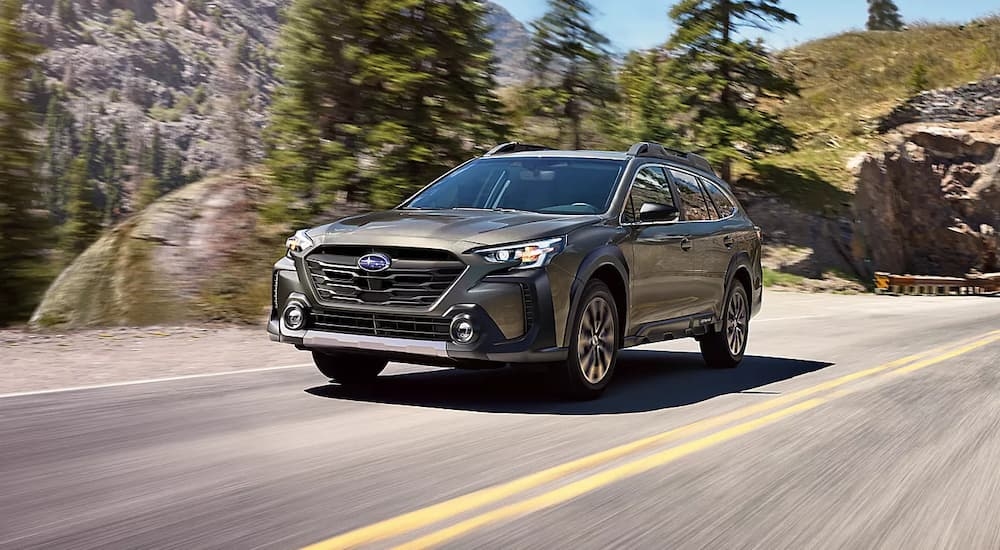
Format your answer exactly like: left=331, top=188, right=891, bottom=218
left=0, top=363, right=313, bottom=399
left=756, top=315, right=823, bottom=322
left=0, top=314, right=824, bottom=399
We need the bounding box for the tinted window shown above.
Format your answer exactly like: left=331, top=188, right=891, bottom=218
left=668, top=169, right=713, bottom=221
left=623, top=166, right=674, bottom=223
left=701, top=178, right=737, bottom=218
left=405, top=157, right=626, bottom=215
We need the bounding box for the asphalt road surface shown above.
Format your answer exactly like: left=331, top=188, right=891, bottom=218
left=2, top=291, right=1000, bottom=549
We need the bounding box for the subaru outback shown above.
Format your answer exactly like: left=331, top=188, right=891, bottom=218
left=269, top=141, right=763, bottom=399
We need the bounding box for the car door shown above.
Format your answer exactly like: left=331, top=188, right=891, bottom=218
left=664, top=168, right=720, bottom=317
left=621, top=165, right=700, bottom=330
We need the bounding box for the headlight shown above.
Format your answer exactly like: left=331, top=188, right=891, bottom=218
left=285, top=229, right=315, bottom=254
left=476, top=236, right=566, bottom=270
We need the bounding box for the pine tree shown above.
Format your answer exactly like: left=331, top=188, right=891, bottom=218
left=667, top=0, right=799, bottom=182
left=42, top=90, right=77, bottom=218
left=145, top=124, right=164, bottom=181
left=60, top=157, right=103, bottom=257
left=266, top=0, right=504, bottom=220
left=101, top=139, right=122, bottom=222
left=867, top=0, right=903, bottom=31
left=52, top=0, right=76, bottom=27
left=135, top=175, right=161, bottom=211
left=80, top=120, right=103, bottom=180
left=615, top=50, right=682, bottom=147
left=219, top=34, right=252, bottom=168
left=162, top=148, right=185, bottom=191
left=528, top=0, right=616, bottom=150
left=0, top=0, right=48, bottom=323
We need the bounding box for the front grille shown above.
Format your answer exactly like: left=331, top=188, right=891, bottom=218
left=305, top=246, right=465, bottom=308
left=521, top=284, right=535, bottom=332
left=312, top=310, right=451, bottom=341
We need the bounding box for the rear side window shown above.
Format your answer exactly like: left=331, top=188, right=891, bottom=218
left=668, top=169, right=713, bottom=221
left=623, top=166, right=673, bottom=223
left=701, top=178, right=737, bottom=218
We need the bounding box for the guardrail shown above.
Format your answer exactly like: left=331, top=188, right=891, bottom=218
left=874, top=272, right=1000, bottom=296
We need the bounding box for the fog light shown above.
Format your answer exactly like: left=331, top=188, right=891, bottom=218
left=450, top=315, right=477, bottom=344
left=283, top=304, right=306, bottom=331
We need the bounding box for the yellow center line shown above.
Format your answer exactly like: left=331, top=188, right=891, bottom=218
left=303, top=330, right=1000, bottom=550
left=394, top=399, right=826, bottom=550
left=395, top=331, right=1000, bottom=549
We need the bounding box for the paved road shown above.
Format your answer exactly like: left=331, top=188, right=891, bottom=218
left=2, top=292, right=1000, bottom=549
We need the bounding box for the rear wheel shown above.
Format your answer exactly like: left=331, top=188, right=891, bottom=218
left=550, top=280, right=619, bottom=400
left=312, top=351, right=387, bottom=384
left=700, top=281, right=750, bottom=369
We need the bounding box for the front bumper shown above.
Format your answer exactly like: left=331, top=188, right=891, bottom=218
left=268, top=257, right=568, bottom=367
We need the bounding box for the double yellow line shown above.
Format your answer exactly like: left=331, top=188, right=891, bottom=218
left=305, top=330, right=1000, bottom=550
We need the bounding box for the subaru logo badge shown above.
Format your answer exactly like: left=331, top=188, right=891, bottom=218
left=358, top=253, right=392, bottom=272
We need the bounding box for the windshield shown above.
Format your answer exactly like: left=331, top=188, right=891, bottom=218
left=403, top=157, right=626, bottom=215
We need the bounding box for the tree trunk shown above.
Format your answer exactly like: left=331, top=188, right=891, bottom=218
left=720, top=159, right=733, bottom=184
left=567, top=98, right=582, bottom=150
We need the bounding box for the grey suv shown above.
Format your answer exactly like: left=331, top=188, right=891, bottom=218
left=269, top=142, right=763, bottom=399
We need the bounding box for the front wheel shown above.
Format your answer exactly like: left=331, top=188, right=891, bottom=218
left=312, top=351, right=387, bottom=384
left=550, top=280, right=619, bottom=400
left=700, top=282, right=750, bottom=369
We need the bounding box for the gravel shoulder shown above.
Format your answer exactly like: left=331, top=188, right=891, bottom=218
left=0, top=325, right=306, bottom=394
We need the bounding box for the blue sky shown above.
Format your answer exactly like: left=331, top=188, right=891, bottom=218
left=494, top=0, right=1000, bottom=51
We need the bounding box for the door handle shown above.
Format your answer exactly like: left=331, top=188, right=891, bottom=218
left=723, top=236, right=735, bottom=249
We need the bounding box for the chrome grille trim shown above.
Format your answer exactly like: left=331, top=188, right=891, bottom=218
left=305, top=246, right=465, bottom=308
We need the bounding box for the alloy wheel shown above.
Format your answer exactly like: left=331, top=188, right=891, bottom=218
left=726, top=289, right=749, bottom=356
left=577, top=296, right=616, bottom=384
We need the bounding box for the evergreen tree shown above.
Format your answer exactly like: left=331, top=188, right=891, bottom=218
left=667, top=0, right=799, bottom=182
left=60, top=157, right=103, bottom=257
left=80, top=119, right=103, bottom=180
left=144, top=124, right=164, bottom=180
left=162, top=148, right=185, bottom=191
left=42, top=90, right=77, bottom=218
left=528, top=0, right=616, bottom=150
left=614, top=50, right=682, bottom=147
left=134, top=175, right=161, bottom=211
left=52, top=0, right=76, bottom=27
left=219, top=35, right=252, bottom=168
left=101, top=139, right=122, bottom=222
left=0, top=0, right=48, bottom=323
left=867, top=0, right=903, bottom=31
left=267, top=0, right=504, bottom=220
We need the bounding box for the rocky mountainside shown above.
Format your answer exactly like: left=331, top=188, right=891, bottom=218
left=849, top=79, right=1000, bottom=278
left=851, top=120, right=999, bottom=277
left=484, top=1, right=531, bottom=85
left=22, top=0, right=531, bottom=178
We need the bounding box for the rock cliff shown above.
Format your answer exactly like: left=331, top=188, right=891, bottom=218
left=851, top=120, right=1000, bottom=277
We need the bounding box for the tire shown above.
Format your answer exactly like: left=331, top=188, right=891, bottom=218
left=550, top=280, right=620, bottom=400
left=312, top=351, right=388, bottom=384
left=700, top=281, right=750, bottom=369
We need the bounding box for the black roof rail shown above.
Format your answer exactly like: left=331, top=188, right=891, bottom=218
left=484, top=142, right=552, bottom=156
left=627, top=142, right=715, bottom=175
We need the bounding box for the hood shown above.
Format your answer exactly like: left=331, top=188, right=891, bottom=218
left=309, top=209, right=601, bottom=250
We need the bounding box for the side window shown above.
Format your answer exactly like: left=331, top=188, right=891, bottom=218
left=623, top=166, right=674, bottom=223
left=668, top=169, right=713, bottom=221
left=700, top=178, right=737, bottom=218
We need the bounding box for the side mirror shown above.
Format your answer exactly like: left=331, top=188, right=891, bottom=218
left=638, top=202, right=679, bottom=223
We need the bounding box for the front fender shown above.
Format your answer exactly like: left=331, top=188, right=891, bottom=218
left=557, top=245, right=630, bottom=348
